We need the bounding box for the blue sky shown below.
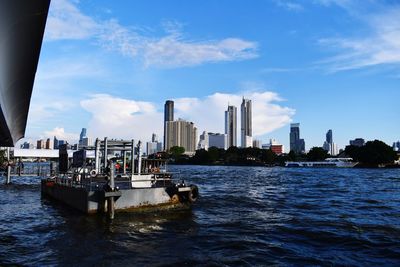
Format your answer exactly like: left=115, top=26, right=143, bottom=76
left=22, top=0, right=400, bottom=151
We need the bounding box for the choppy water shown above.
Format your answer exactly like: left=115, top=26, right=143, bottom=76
left=1, top=166, right=400, bottom=266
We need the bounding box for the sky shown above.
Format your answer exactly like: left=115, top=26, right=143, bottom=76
left=20, top=0, right=400, bottom=151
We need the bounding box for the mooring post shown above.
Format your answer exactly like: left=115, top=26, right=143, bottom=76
left=6, top=147, right=11, bottom=184
left=108, top=162, right=115, bottom=220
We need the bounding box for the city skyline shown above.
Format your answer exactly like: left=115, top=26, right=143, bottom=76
left=18, top=0, right=400, bottom=151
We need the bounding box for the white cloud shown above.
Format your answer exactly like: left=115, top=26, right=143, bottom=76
left=80, top=94, right=163, bottom=142
left=45, top=0, right=99, bottom=40
left=45, top=0, right=258, bottom=68
left=274, top=0, right=304, bottom=11
left=42, top=127, right=79, bottom=142
left=318, top=5, right=400, bottom=71
left=80, top=92, right=295, bottom=144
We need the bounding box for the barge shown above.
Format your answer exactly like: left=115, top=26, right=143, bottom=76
left=41, top=138, right=198, bottom=218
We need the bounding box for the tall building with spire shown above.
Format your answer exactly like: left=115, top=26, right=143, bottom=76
left=163, top=100, right=174, bottom=150
left=241, top=98, right=252, bottom=147
left=225, top=105, right=237, bottom=148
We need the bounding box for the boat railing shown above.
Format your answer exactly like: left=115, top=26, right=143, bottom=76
left=49, top=170, right=177, bottom=190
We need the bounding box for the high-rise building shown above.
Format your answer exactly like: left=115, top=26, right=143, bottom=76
left=164, top=100, right=174, bottom=151
left=152, top=133, right=158, bottom=143
left=252, top=139, right=261, bottom=149
left=45, top=138, right=53, bottom=149
left=208, top=133, right=227, bottom=150
left=241, top=98, right=252, bottom=148
left=165, top=119, right=197, bottom=154
left=53, top=136, right=59, bottom=149
left=198, top=131, right=209, bottom=150
left=147, top=133, right=163, bottom=155
left=21, top=141, right=33, bottom=149
left=37, top=139, right=45, bottom=149
left=225, top=105, right=237, bottom=148
left=79, top=128, right=87, bottom=141
left=350, top=138, right=365, bottom=147
left=393, top=141, right=400, bottom=152
left=323, top=129, right=337, bottom=155
left=290, top=123, right=305, bottom=153
left=79, top=128, right=87, bottom=147
left=81, top=137, right=93, bottom=147
left=326, top=129, right=332, bottom=144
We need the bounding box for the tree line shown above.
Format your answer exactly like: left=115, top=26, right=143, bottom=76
left=157, top=139, right=398, bottom=167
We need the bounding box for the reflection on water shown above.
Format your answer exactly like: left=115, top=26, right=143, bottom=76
left=1, top=166, right=400, bottom=265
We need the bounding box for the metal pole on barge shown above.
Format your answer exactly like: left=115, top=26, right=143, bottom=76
left=103, top=137, right=108, bottom=170
left=108, top=163, right=115, bottom=220
left=95, top=138, right=100, bottom=173
left=130, top=139, right=135, bottom=178
left=6, top=147, right=11, bottom=184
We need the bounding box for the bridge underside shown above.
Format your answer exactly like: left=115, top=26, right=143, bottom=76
left=0, top=0, right=50, bottom=146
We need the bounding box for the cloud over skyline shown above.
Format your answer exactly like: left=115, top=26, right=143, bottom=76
left=45, top=0, right=258, bottom=68
left=77, top=92, right=294, bottom=144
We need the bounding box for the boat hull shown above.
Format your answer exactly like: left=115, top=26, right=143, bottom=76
left=41, top=180, right=193, bottom=214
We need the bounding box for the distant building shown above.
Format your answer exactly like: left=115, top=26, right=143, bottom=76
left=225, top=105, right=237, bottom=148
left=290, top=123, right=305, bottom=153
left=198, top=131, right=209, bottom=150
left=323, top=129, right=337, bottom=156
left=262, top=139, right=284, bottom=155
left=164, top=100, right=174, bottom=151
left=45, top=138, right=53, bottom=149
left=81, top=137, right=93, bottom=147
left=165, top=119, right=197, bottom=154
left=241, top=98, right=252, bottom=148
left=53, top=136, right=59, bottom=149
left=146, top=133, right=163, bottom=156
left=392, top=141, right=400, bottom=152
left=37, top=139, right=45, bottom=149
left=252, top=139, right=261, bottom=149
left=350, top=138, right=365, bottom=147
left=79, top=128, right=87, bottom=141
left=58, top=140, right=66, bottom=147
left=208, top=133, right=227, bottom=150
left=21, top=141, right=34, bottom=149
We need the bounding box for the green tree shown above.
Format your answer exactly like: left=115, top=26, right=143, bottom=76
left=261, top=149, right=276, bottom=164
left=169, top=146, right=185, bottom=160
left=307, top=147, right=329, bottom=161
left=208, top=146, right=220, bottom=163
left=287, top=150, right=297, bottom=161
left=359, top=140, right=397, bottom=165
left=346, top=140, right=397, bottom=166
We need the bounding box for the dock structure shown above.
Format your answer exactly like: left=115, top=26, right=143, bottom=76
left=41, top=137, right=198, bottom=218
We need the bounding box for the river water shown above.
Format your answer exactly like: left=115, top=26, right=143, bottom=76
left=1, top=165, right=399, bottom=266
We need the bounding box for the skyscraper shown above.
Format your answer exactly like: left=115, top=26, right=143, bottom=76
left=290, top=123, right=305, bottom=153
left=323, top=129, right=337, bottom=155
left=225, top=105, right=237, bottom=148
left=79, top=128, right=87, bottom=141
left=165, top=119, right=197, bottom=154
left=164, top=100, right=174, bottom=150
left=241, top=98, right=252, bottom=148
left=326, top=129, right=332, bottom=144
